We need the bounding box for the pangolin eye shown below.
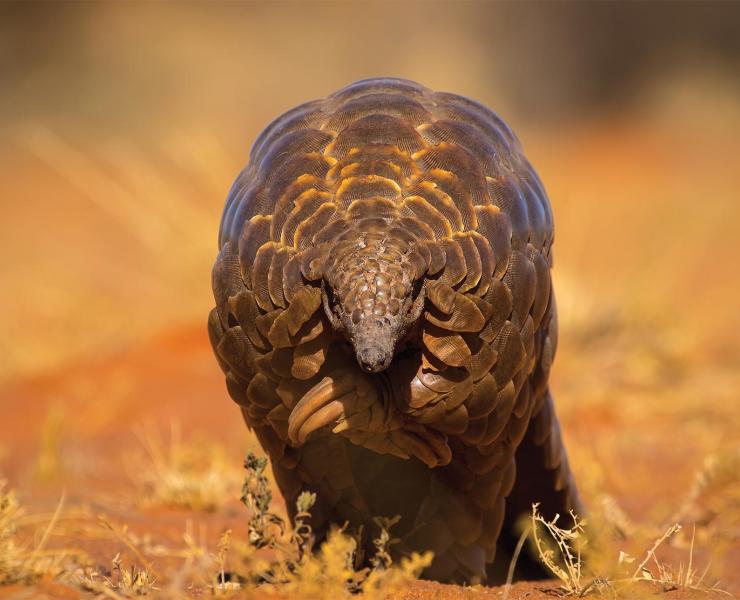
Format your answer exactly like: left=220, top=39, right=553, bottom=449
left=326, top=283, right=340, bottom=311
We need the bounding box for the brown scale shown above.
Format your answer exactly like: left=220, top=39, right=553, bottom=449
left=209, top=78, right=582, bottom=584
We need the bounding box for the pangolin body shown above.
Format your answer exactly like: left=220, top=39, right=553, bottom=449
left=209, top=78, right=581, bottom=583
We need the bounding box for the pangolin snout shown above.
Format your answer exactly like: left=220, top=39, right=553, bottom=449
left=355, top=345, right=393, bottom=373
left=322, top=231, right=424, bottom=373
left=352, top=321, right=396, bottom=373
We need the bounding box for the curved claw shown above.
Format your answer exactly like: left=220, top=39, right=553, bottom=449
left=392, top=426, right=452, bottom=468
left=331, top=395, right=394, bottom=434
left=295, top=398, right=346, bottom=444
left=287, top=373, right=377, bottom=444
left=288, top=375, right=350, bottom=443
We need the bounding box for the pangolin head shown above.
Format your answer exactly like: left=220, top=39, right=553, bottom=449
left=321, top=228, right=426, bottom=373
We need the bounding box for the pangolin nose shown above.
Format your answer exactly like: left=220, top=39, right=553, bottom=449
left=355, top=345, right=393, bottom=373
left=355, top=336, right=393, bottom=373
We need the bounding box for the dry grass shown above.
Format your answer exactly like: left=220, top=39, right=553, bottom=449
left=0, top=450, right=433, bottom=598
left=2, top=397, right=737, bottom=599
left=77, top=554, right=159, bottom=597
left=671, top=446, right=740, bottom=543
left=235, top=451, right=433, bottom=598
left=33, top=404, right=65, bottom=483
left=0, top=480, right=86, bottom=586
left=528, top=492, right=733, bottom=598
left=129, top=424, right=242, bottom=512
left=530, top=504, right=588, bottom=595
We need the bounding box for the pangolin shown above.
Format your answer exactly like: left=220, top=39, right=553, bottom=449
left=208, top=78, right=581, bottom=583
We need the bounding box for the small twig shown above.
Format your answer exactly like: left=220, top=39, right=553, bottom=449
left=27, top=490, right=65, bottom=560
left=502, top=526, right=530, bottom=600
left=98, top=516, right=161, bottom=581
left=631, top=523, right=680, bottom=580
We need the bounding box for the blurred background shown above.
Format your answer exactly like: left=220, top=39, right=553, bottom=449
left=0, top=0, right=739, bottom=592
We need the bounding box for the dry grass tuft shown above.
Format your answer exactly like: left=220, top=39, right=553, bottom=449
left=78, top=553, right=159, bottom=597
left=671, top=445, right=740, bottom=542
left=0, top=450, right=431, bottom=597
left=0, top=480, right=87, bottom=586
left=232, top=451, right=433, bottom=599
left=530, top=503, right=590, bottom=596
left=624, top=523, right=718, bottom=593
left=3, top=437, right=735, bottom=598
left=0, top=478, right=27, bottom=584
left=529, top=501, right=731, bottom=597
left=131, top=424, right=242, bottom=512
left=240, top=452, right=286, bottom=550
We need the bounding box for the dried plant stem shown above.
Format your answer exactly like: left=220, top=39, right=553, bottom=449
left=502, top=525, right=531, bottom=600
left=27, top=490, right=64, bottom=562
left=98, top=517, right=161, bottom=581
left=630, top=523, right=680, bottom=580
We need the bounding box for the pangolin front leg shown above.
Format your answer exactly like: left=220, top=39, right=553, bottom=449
left=287, top=369, right=451, bottom=468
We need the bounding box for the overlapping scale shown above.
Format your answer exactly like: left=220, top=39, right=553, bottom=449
left=216, top=326, right=256, bottom=380
left=418, top=119, right=503, bottom=180
left=415, top=143, right=488, bottom=207
left=251, top=242, right=278, bottom=311
left=327, top=77, right=426, bottom=106
left=327, top=92, right=432, bottom=131
left=267, top=246, right=291, bottom=308
left=345, top=196, right=399, bottom=220
left=486, top=175, right=529, bottom=251
left=418, top=365, right=469, bottom=393
left=237, top=215, right=271, bottom=286
left=425, top=291, right=485, bottom=333
left=423, top=324, right=472, bottom=368
left=328, top=114, right=424, bottom=158
left=400, top=196, right=452, bottom=239
left=292, top=202, right=337, bottom=250
left=474, top=204, right=512, bottom=279
left=491, top=321, right=525, bottom=387
left=503, top=250, right=537, bottom=327
left=270, top=176, right=318, bottom=241
left=280, top=189, right=333, bottom=246
left=257, top=128, right=334, bottom=181
left=334, top=175, right=401, bottom=208
left=454, top=234, right=482, bottom=293
left=438, top=240, right=467, bottom=287
left=266, top=156, right=333, bottom=220
left=408, top=179, right=464, bottom=231
left=267, top=285, right=322, bottom=347
left=291, top=333, right=330, bottom=380
left=230, top=289, right=269, bottom=351
left=249, top=100, right=325, bottom=164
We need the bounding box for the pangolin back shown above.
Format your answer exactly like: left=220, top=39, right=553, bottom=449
left=209, top=78, right=581, bottom=583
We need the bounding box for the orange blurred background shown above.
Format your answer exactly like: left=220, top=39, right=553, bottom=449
left=2, top=1, right=739, bottom=382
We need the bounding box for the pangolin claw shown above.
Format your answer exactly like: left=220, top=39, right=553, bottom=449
left=287, top=373, right=377, bottom=444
